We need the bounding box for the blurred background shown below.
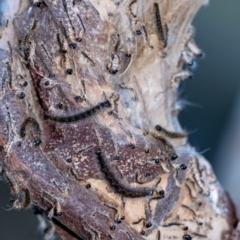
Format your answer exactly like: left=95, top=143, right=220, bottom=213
left=0, top=0, right=240, bottom=239
left=179, top=0, right=240, bottom=216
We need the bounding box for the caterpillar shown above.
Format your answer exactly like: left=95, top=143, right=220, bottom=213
left=6, top=62, right=13, bottom=90
left=7, top=41, right=13, bottom=63
left=154, top=3, right=167, bottom=47
left=5, top=170, right=19, bottom=194
left=23, top=20, right=38, bottom=48
left=155, top=125, right=186, bottom=139
left=56, top=33, right=67, bottom=53
left=20, top=117, right=41, bottom=146
left=22, top=188, right=31, bottom=208
left=10, top=189, right=31, bottom=209
left=129, top=0, right=138, bottom=18
left=77, top=13, right=85, bottom=36
left=149, top=131, right=178, bottom=160
left=23, top=20, right=38, bottom=61
left=44, top=101, right=111, bottom=123
left=96, top=150, right=154, bottom=198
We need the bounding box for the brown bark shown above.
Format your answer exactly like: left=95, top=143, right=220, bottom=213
left=0, top=0, right=238, bottom=239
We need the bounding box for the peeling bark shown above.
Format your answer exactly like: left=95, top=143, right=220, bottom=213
left=0, top=0, right=238, bottom=239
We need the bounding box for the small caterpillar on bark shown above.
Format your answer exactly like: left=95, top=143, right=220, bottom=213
left=10, top=189, right=31, bottom=209
left=44, top=101, right=111, bottom=123
left=7, top=41, right=13, bottom=63
left=56, top=33, right=67, bottom=53
left=20, top=117, right=42, bottom=146
left=155, top=125, right=186, bottom=139
left=96, top=150, right=154, bottom=198
left=149, top=131, right=178, bottom=160
left=6, top=62, right=13, bottom=90
left=154, top=3, right=167, bottom=48
left=23, top=20, right=38, bottom=48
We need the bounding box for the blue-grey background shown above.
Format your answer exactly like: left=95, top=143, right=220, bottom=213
left=0, top=0, right=240, bottom=239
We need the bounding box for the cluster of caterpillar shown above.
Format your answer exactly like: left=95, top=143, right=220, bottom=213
left=44, top=100, right=111, bottom=123
left=96, top=150, right=154, bottom=198
left=20, top=117, right=41, bottom=146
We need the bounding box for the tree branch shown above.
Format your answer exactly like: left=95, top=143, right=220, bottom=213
left=0, top=0, right=238, bottom=239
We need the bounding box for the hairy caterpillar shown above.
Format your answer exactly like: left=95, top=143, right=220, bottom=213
left=96, top=150, right=154, bottom=198
left=20, top=117, right=41, bottom=146
left=155, top=125, right=186, bottom=139
left=44, top=101, right=111, bottom=123
left=154, top=3, right=167, bottom=47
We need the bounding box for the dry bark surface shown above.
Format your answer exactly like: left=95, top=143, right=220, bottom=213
left=0, top=0, right=239, bottom=239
